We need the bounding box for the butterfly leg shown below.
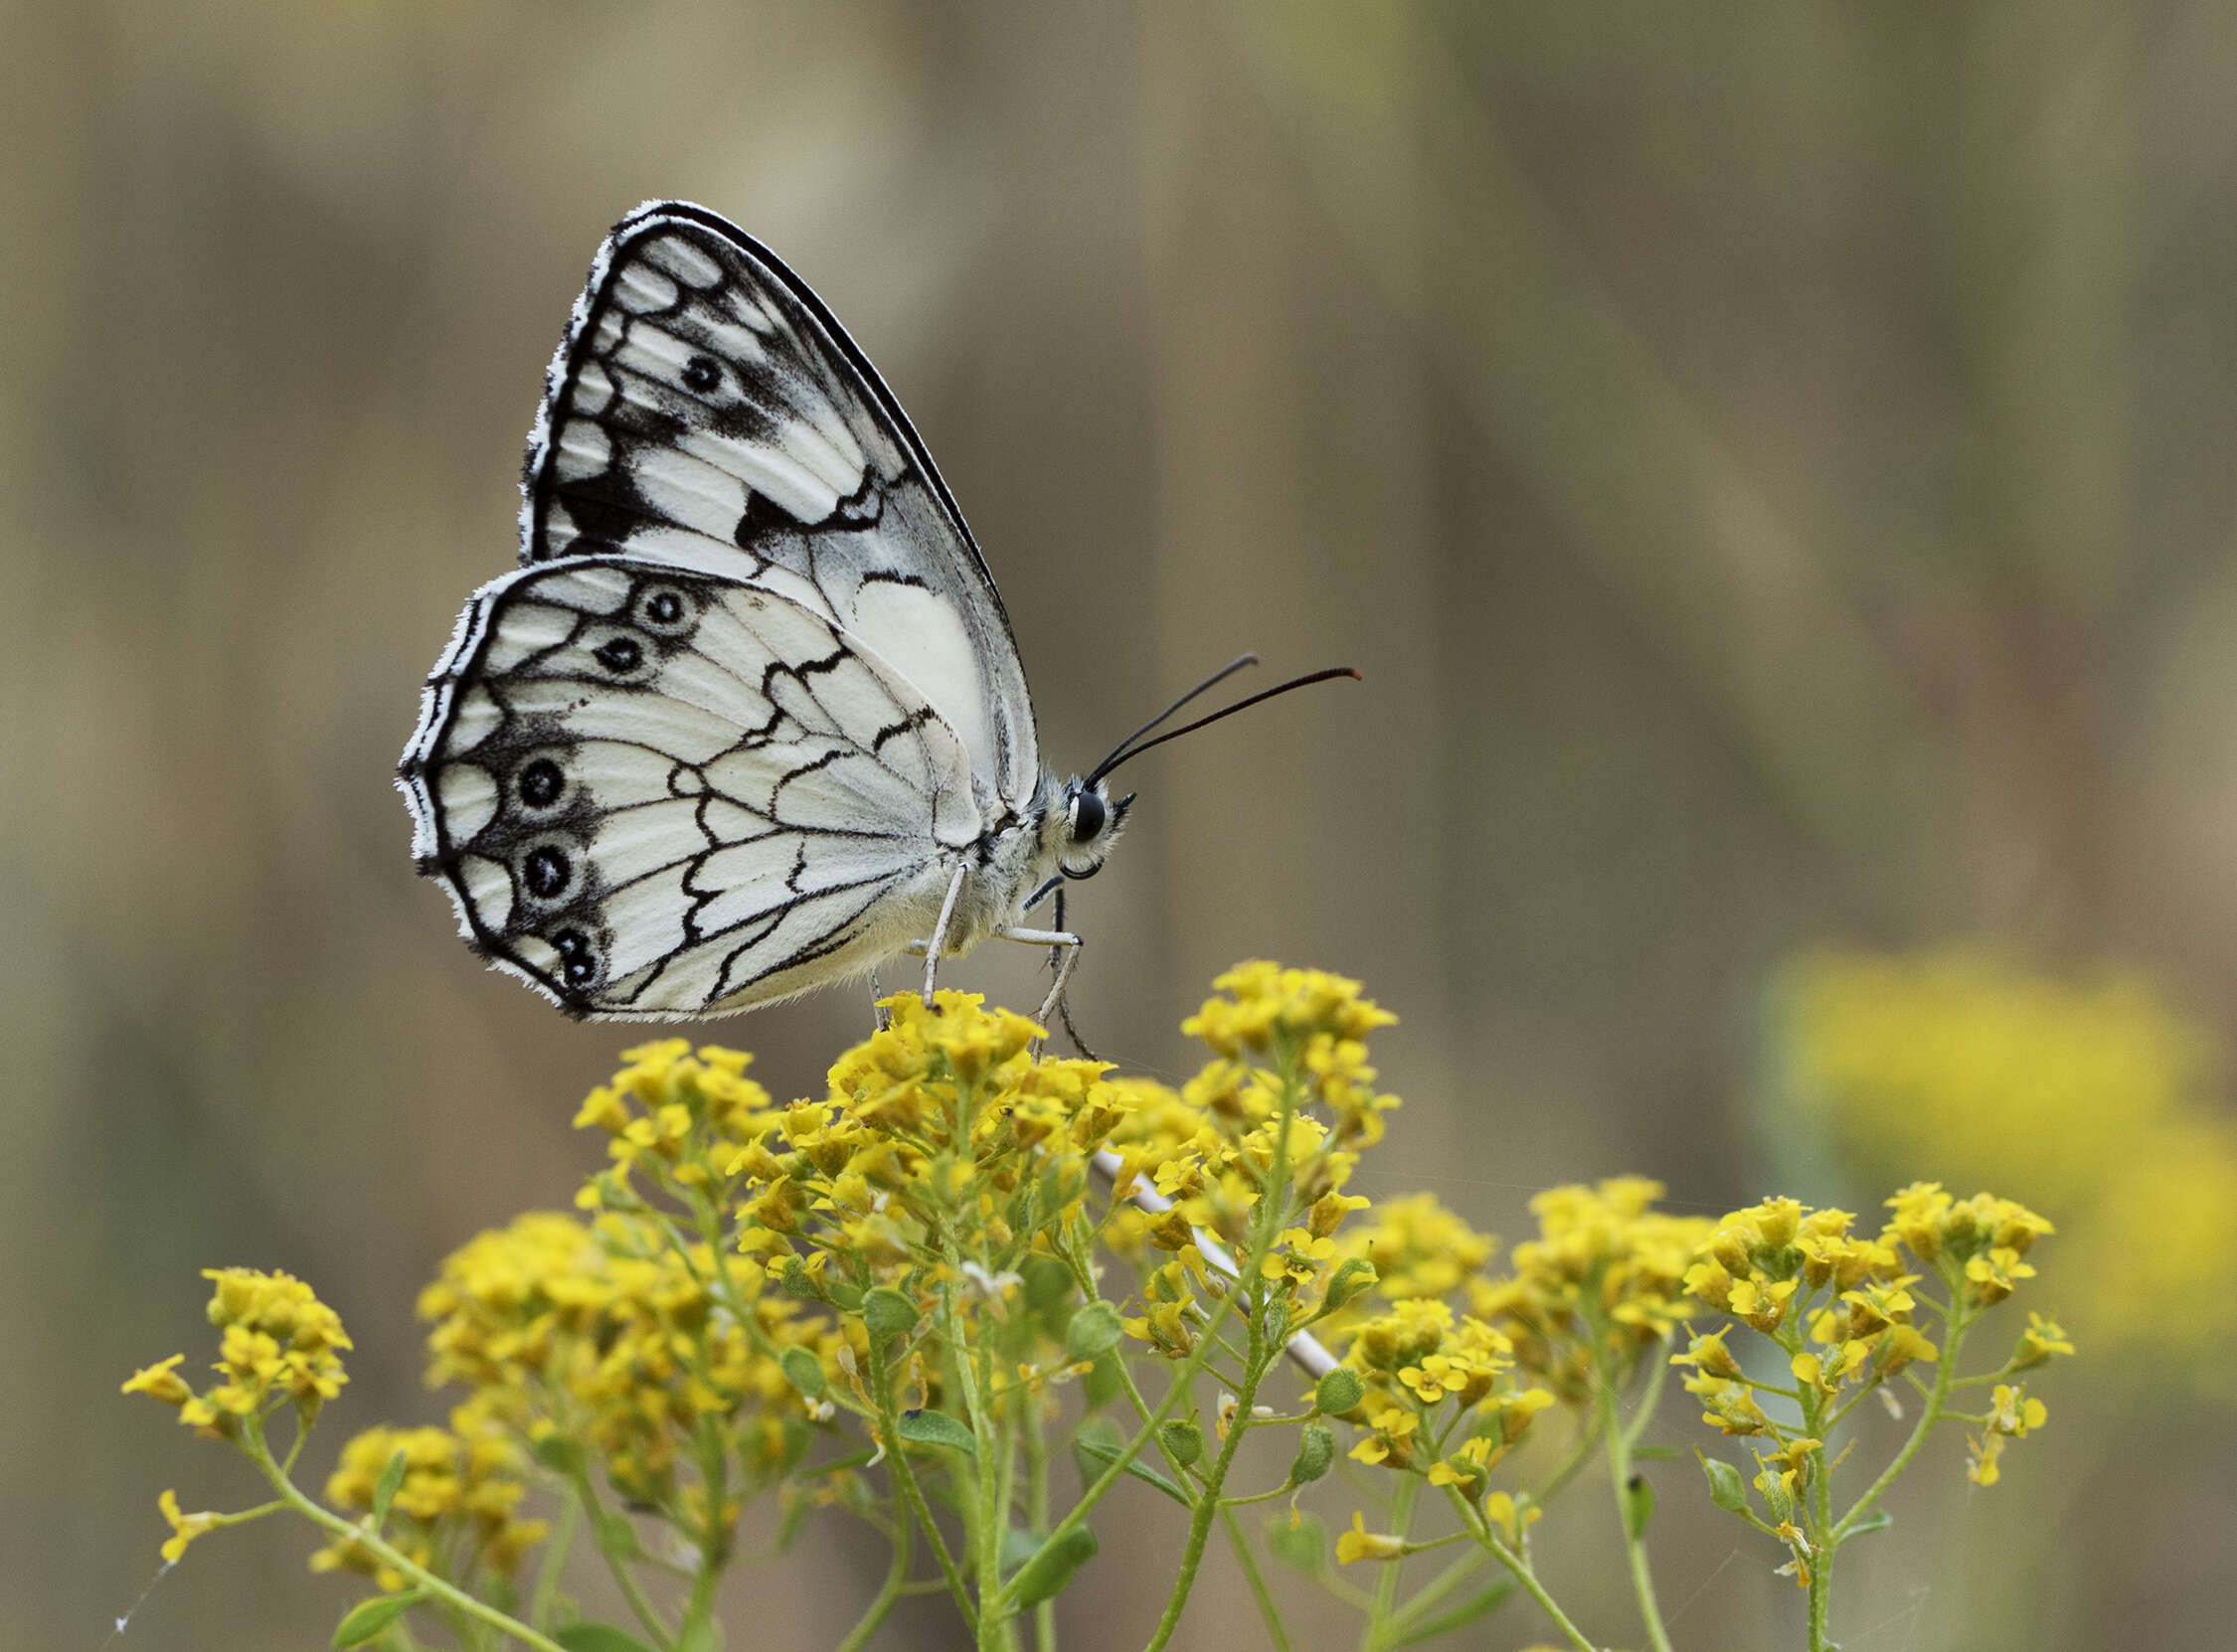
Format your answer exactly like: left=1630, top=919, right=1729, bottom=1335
left=995, top=924, right=1084, bottom=1043
left=920, top=862, right=969, bottom=1004
left=868, top=968, right=890, bottom=1032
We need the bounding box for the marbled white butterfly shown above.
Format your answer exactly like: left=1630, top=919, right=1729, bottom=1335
left=399, top=202, right=1349, bottom=1027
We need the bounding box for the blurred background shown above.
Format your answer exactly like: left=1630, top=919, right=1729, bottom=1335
left=7, top=1, right=2236, bottom=1646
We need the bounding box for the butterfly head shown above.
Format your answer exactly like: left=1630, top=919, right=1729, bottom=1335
left=1057, top=778, right=1132, bottom=880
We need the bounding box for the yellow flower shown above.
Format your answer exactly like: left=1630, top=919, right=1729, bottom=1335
left=156, top=1489, right=218, bottom=1563
left=2013, top=1311, right=2075, bottom=1370
left=1481, top=1490, right=1542, bottom=1545
left=1334, top=1510, right=1406, bottom=1564
left=1964, top=1246, right=2035, bottom=1308
left=121, top=1354, right=193, bottom=1406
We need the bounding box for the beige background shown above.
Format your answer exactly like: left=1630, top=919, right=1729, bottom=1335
left=6, top=3, right=2233, bottom=1647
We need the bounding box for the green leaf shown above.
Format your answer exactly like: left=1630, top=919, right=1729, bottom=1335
left=897, top=1408, right=977, bottom=1452
left=1322, top=1257, right=1377, bottom=1309
left=1072, top=1433, right=1191, bottom=1507
left=1081, top=1353, right=1122, bottom=1410
left=1393, top=1579, right=1516, bottom=1645
left=1158, top=1417, right=1204, bottom=1467
left=369, top=1448, right=408, bottom=1533
left=1845, top=1508, right=1895, bottom=1541
left=332, top=1590, right=426, bottom=1648
left=779, top=1346, right=827, bottom=1400
left=1010, top=1524, right=1098, bottom=1607
left=1065, top=1301, right=1123, bottom=1363
left=1265, top=1510, right=1325, bottom=1571
left=1288, top=1422, right=1335, bottom=1486
left=1000, top=1526, right=1044, bottom=1575
left=532, top=1433, right=588, bottom=1476
left=1697, top=1451, right=1750, bottom=1516
left=1623, top=1470, right=1656, bottom=1541
left=861, top=1286, right=919, bottom=1340
left=1022, top=1254, right=1076, bottom=1316
left=594, top=1511, right=642, bottom=1559
left=1313, top=1367, right=1365, bottom=1415
left=551, top=1626, right=660, bottom=1652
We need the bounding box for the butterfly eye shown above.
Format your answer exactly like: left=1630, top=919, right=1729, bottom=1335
left=1068, top=790, right=1107, bottom=844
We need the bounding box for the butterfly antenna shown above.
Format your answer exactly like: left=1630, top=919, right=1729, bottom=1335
left=1088, top=666, right=1361, bottom=784
left=1090, top=653, right=1261, bottom=779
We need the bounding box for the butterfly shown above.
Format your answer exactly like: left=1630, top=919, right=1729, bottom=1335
left=399, top=201, right=1351, bottom=1028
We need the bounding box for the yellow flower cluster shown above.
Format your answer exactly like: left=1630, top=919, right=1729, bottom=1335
left=1470, top=1179, right=1713, bottom=1403
left=1183, top=963, right=1401, bottom=1147
left=1780, top=945, right=2237, bottom=1358
left=574, top=1038, right=780, bottom=1198
left=1337, top=1298, right=1548, bottom=1475
left=122, top=1268, right=352, bottom=1437
left=1680, top=1196, right=1941, bottom=1429
left=418, top=1210, right=836, bottom=1506
left=1105, top=969, right=1400, bottom=1355
left=308, top=1406, right=547, bottom=1589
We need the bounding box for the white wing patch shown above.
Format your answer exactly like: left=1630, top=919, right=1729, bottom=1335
left=518, top=202, right=1041, bottom=810
left=398, top=557, right=978, bottom=1019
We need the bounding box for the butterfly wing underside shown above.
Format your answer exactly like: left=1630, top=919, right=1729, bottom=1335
left=522, top=200, right=1039, bottom=818
left=399, top=558, right=981, bottom=1019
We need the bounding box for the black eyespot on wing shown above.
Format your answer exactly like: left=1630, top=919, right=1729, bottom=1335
left=523, top=844, right=572, bottom=900
left=553, top=926, right=600, bottom=987
left=640, top=586, right=690, bottom=632
left=517, top=757, right=565, bottom=810
left=681, top=354, right=721, bottom=393
left=595, top=635, right=643, bottom=674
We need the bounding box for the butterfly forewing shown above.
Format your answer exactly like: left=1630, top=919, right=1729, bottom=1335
left=522, top=201, right=1038, bottom=813
left=400, top=558, right=980, bottom=1019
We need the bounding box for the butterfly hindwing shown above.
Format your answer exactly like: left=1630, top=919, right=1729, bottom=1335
left=522, top=201, right=1039, bottom=814
left=400, top=557, right=981, bottom=1019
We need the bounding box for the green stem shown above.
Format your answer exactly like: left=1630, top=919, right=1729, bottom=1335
left=1219, top=1505, right=1296, bottom=1652
left=1359, top=1474, right=1420, bottom=1652
left=1441, top=1485, right=1594, bottom=1652
left=528, top=1495, right=579, bottom=1629
left=677, top=1419, right=730, bottom=1643
left=1832, top=1298, right=1971, bottom=1543
left=1140, top=1311, right=1274, bottom=1652
left=1600, top=1360, right=1674, bottom=1652
left=1807, top=1433, right=1833, bottom=1652
left=565, top=1467, right=678, bottom=1651
left=993, top=1256, right=1247, bottom=1611
left=238, top=1418, right=576, bottom=1652
left=1026, top=1388, right=1057, bottom=1652
left=1382, top=1548, right=1487, bottom=1636
left=834, top=1517, right=914, bottom=1652
left=868, top=1337, right=975, bottom=1627
left=1139, top=1062, right=1304, bottom=1652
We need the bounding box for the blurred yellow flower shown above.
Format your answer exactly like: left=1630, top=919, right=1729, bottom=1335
left=1779, top=946, right=2237, bottom=1364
